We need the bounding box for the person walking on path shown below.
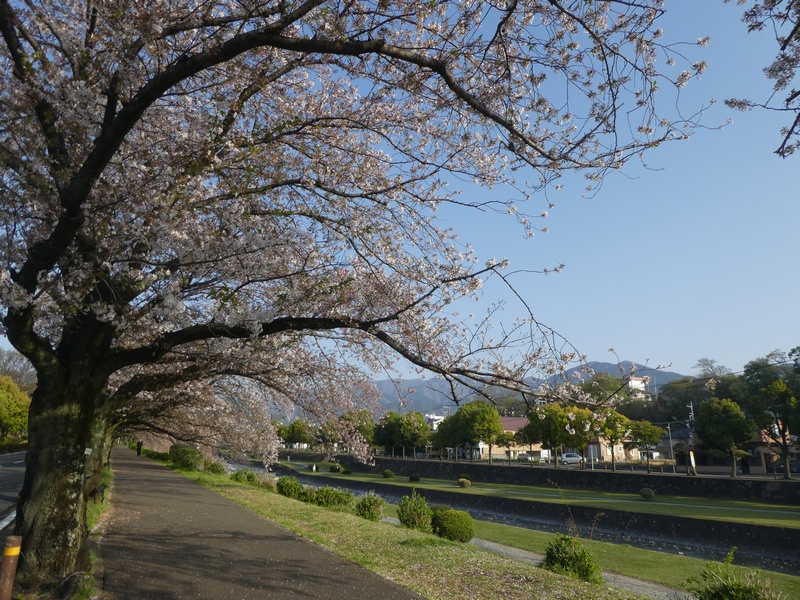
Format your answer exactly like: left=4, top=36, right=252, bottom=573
left=101, top=448, right=425, bottom=599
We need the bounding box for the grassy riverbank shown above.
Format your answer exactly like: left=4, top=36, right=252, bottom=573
left=184, top=469, right=638, bottom=600
left=181, top=467, right=800, bottom=599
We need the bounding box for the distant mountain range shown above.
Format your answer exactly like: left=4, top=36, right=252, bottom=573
left=375, top=361, right=687, bottom=415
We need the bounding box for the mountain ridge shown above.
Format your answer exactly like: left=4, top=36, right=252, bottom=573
left=375, top=360, right=687, bottom=414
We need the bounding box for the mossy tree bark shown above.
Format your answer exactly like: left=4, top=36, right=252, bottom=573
left=15, top=377, right=110, bottom=587
left=7, top=310, right=114, bottom=589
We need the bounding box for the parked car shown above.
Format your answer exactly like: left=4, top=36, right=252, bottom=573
left=767, top=458, right=800, bottom=473
left=517, top=453, right=535, bottom=463
left=560, top=452, right=583, bottom=465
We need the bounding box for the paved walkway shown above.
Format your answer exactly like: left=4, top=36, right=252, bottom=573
left=100, top=449, right=425, bottom=599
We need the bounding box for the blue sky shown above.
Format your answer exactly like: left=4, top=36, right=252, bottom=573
left=435, top=2, right=800, bottom=379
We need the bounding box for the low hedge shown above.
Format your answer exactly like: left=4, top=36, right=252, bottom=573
left=169, top=444, right=204, bottom=470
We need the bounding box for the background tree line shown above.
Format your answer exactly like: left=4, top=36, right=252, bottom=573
left=593, top=350, right=800, bottom=479
left=271, top=346, right=800, bottom=481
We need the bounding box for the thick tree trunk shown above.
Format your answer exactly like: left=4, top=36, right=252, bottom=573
left=14, top=375, right=109, bottom=588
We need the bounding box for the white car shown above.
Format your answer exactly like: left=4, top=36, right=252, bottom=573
left=560, top=452, right=583, bottom=465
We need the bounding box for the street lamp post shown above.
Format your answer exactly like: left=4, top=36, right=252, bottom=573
left=667, top=423, right=675, bottom=474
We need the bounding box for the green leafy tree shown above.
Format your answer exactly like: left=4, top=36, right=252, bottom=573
left=627, top=376, right=708, bottom=423
left=625, top=420, right=666, bottom=473
left=743, top=351, right=791, bottom=392
left=459, top=400, right=504, bottom=463
left=375, top=411, right=429, bottom=458
left=434, top=401, right=502, bottom=462
left=374, top=411, right=403, bottom=457
left=750, top=380, right=798, bottom=479
left=281, top=419, right=312, bottom=446
left=790, top=346, right=800, bottom=435
left=708, top=373, right=751, bottom=410
left=514, top=419, right=541, bottom=463
left=562, top=406, right=597, bottom=468
left=496, top=431, right=517, bottom=465
left=398, top=412, right=431, bottom=460
left=529, top=404, right=569, bottom=467
left=737, top=352, right=800, bottom=479
left=695, top=398, right=758, bottom=478
left=0, top=375, right=30, bottom=439
left=599, top=410, right=630, bottom=472
left=434, top=412, right=463, bottom=460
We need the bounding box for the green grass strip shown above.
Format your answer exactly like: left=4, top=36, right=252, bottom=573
left=295, top=464, right=800, bottom=529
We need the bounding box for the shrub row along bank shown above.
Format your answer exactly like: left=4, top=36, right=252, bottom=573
left=278, top=476, right=477, bottom=545
left=292, top=467, right=800, bottom=571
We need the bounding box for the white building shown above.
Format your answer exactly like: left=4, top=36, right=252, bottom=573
left=425, top=413, right=446, bottom=431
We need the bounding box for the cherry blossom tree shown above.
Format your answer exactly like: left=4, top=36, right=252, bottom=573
left=727, top=0, right=800, bottom=156
left=1, top=0, right=706, bottom=588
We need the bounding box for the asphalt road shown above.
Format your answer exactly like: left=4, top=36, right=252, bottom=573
left=100, top=448, right=426, bottom=599
left=0, top=451, right=25, bottom=531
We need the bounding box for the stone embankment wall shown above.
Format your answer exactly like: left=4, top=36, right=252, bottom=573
left=348, top=456, right=799, bottom=505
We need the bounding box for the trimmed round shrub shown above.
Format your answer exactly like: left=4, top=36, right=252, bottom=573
left=430, top=504, right=452, bottom=531
left=433, top=509, right=475, bottom=542
left=458, top=473, right=472, bottom=482
left=169, top=444, right=204, bottom=470
left=355, top=492, right=386, bottom=522
left=542, top=533, right=602, bottom=584
left=341, top=469, right=352, bottom=475
left=409, top=475, right=421, bottom=482
left=397, top=489, right=433, bottom=533
left=329, top=464, right=341, bottom=473
left=276, top=475, right=305, bottom=500
left=457, top=478, right=471, bottom=488
left=639, top=487, right=655, bottom=502
left=203, top=460, right=226, bottom=475
left=382, top=469, right=395, bottom=479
